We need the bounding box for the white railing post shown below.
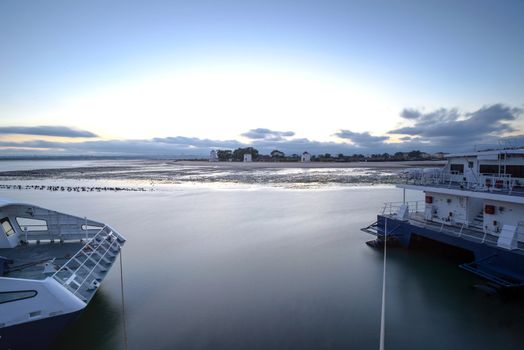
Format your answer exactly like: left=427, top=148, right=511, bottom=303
left=84, top=217, right=88, bottom=241
left=459, top=223, right=464, bottom=237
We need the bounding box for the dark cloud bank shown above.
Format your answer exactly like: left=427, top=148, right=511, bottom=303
left=1, top=104, right=522, bottom=157
left=389, top=104, right=521, bottom=145
left=241, top=128, right=295, bottom=141
left=0, top=126, right=97, bottom=138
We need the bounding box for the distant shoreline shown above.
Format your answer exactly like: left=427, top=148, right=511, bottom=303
left=172, top=160, right=446, bottom=169
left=0, top=157, right=446, bottom=169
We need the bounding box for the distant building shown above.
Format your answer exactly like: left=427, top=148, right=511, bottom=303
left=434, top=152, right=447, bottom=160
left=301, top=152, right=311, bottom=162
left=243, top=154, right=252, bottom=162
left=209, top=150, right=218, bottom=162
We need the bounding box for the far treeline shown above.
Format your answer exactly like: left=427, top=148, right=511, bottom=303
left=215, top=148, right=444, bottom=162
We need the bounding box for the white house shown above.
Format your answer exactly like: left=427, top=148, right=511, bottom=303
left=209, top=150, right=219, bottom=162
left=301, top=152, right=311, bottom=162
left=243, top=154, right=252, bottom=162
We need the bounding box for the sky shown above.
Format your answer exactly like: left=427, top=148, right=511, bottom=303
left=0, top=0, right=523, bottom=157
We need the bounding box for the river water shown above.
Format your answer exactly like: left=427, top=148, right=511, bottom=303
left=0, top=161, right=523, bottom=349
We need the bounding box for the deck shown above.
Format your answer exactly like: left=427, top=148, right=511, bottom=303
left=382, top=211, right=524, bottom=253
left=0, top=242, right=83, bottom=280
left=1, top=226, right=125, bottom=303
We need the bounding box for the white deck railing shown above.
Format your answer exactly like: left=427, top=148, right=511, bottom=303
left=381, top=200, right=425, bottom=216
left=404, top=171, right=522, bottom=195
left=51, top=226, right=124, bottom=302
left=19, top=221, right=105, bottom=243
left=379, top=202, right=524, bottom=252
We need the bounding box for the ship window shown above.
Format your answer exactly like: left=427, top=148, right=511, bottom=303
left=15, top=217, right=48, bottom=231
left=0, top=290, right=37, bottom=304
left=468, top=161, right=474, bottom=168
left=479, top=164, right=500, bottom=174
left=1, top=218, right=15, bottom=237
left=506, top=165, right=524, bottom=179
left=81, top=224, right=104, bottom=231
left=450, top=164, right=464, bottom=174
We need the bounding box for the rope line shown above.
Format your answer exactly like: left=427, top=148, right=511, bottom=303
left=379, top=218, right=387, bottom=350
left=120, top=251, right=129, bottom=350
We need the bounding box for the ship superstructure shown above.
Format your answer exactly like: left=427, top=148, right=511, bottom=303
left=363, top=149, right=524, bottom=291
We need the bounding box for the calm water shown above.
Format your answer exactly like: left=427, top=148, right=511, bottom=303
left=2, top=186, right=524, bottom=350
left=0, top=160, right=124, bottom=172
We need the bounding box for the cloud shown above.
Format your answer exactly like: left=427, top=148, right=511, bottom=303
left=399, top=136, right=421, bottom=142
left=0, top=126, right=98, bottom=138
left=241, top=128, right=295, bottom=141
left=400, top=109, right=422, bottom=120
left=0, top=135, right=379, bottom=157
left=389, top=104, right=522, bottom=146
left=4, top=132, right=524, bottom=157
left=0, top=138, right=231, bottom=156
left=1, top=104, right=524, bottom=157
left=153, top=136, right=242, bottom=149
left=334, top=130, right=389, bottom=147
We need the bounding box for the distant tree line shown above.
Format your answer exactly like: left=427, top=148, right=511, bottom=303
left=213, top=148, right=443, bottom=162
left=217, top=147, right=259, bottom=161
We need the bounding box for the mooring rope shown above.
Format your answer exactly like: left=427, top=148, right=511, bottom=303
left=379, top=218, right=387, bottom=350
left=119, top=251, right=129, bottom=350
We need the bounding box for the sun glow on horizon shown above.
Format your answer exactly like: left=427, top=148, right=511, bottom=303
left=20, top=63, right=402, bottom=142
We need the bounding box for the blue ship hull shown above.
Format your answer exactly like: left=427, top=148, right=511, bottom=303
left=375, top=215, right=524, bottom=289
left=0, top=310, right=81, bottom=350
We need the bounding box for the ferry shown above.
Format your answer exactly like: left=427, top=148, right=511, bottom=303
left=0, top=199, right=125, bottom=349
left=363, top=148, right=524, bottom=293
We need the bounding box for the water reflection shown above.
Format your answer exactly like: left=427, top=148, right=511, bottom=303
left=372, top=247, right=524, bottom=349
left=52, top=290, right=123, bottom=350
